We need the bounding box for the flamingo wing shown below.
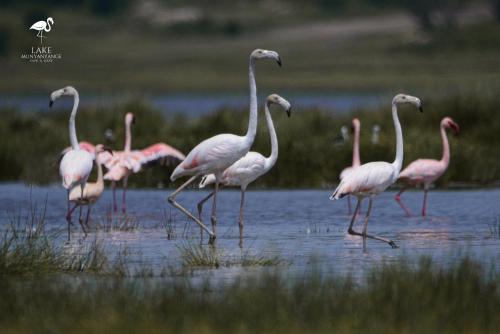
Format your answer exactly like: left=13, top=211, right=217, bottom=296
left=61, top=141, right=96, bottom=159
left=221, top=152, right=266, bottom=186
left=137, top=143, right=186, bottom=168
left=59, top=150, right=93, bottom=189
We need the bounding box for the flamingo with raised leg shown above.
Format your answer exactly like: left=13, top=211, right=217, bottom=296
left=67, top=145, right=113, bottom=235
left=168, top=49, right=282, bottom=243
left=198, top=94, right=291, bottom=246
left=51, top=86, right=93, bottom=241
left=339, top=118, right=361, bottom=214
left=395, top=117, right=460, bottom=216
left=330, top=94, right=423, bottom=249
left=30, top=17, right=54, bottom=44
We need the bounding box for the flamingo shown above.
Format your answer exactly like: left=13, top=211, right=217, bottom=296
left=197, top=94, right=291, bottom=246
left=168, top=49, right=282, bottom=243
left=30, top=17, right=54, bottom=44
left=330, top=94, right=423, bottom=249
left=339, top=118, right=361, bottom=214
left=395, top=117, right=460, bottom=216
left=51, top=86, right=93, bottom=241
left=67, top=145, right=112, bottom=235
left=70, top=113, right=186, bottom=213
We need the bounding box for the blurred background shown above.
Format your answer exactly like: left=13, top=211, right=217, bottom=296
left=0, top=0, right=499, bottom=187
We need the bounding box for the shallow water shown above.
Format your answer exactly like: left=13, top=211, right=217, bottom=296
left=1, top=184, right=499, bottom=282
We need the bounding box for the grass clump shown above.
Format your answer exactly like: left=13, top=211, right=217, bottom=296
left=0, top=256, right=497, bottom=333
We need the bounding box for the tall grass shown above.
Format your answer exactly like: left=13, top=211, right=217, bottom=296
left=0, top=256, right=497, bottom=333
left=1, top=94, right=499, bottom=187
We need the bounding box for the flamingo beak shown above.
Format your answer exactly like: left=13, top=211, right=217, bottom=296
left=103, top=146, right=114, bottom=155
left=286, top=107, right=291, bottom=117
left=451, top=122, right=460, bottom=135
left=132, top=115, right=136, bottom=124
left=276, top=56, right=282, bottom=67
left=49, top=100, right=53, bottom=108
left=418, top=106, right=423, bottom=113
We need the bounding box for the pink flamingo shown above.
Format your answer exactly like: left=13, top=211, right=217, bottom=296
left=395, top=117, right=460, bottom=216
left=51, top=86, right=93, bottom=241
left=197, top=94, right=291, bottom=246
left=331, top=94, right=423, bottom=249
left=168, top=49, right=282, bottom=243
left=339, top=118, right=361, bottom=214
left=104, top=112, right=186, bottom=213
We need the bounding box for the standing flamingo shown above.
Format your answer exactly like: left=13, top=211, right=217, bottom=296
left=51, top=86, right=93, bottom=241
left=198, top=94, right=291, bottom=246
left=330, top=94, right=423, bottom=248
left=168, top=49, right=282, bottom=243
left=30, top=17, right=54, bottom=44
left=339, top=118, right=361, bottom=214
left=103, top=112, right=186, bottom=213
left=68, top=145, right=112, bottom=235
left=395, top=117, right=460, bottom=216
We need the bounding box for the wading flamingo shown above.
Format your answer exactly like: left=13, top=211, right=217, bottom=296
left=198, top=94, right=291, bottom=246
left=103, top=112, right=186, bottom=213
left=339, top=118, right=361, bottom=214
left=395, top=117, right=460, bottom=216
left=30, top=17, right=54, bottom=44
left=168, top=49, right=282, bottom=243
left=330, top=94, right=423, bottom=249
left=67, top=145, right=113, bottom=235
left=51, top=86, right=93, bottom=241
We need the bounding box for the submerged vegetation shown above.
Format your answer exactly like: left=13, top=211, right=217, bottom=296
left=0, top=257, right=498, bottom=333
left=0, top=94, right=499, bottom=188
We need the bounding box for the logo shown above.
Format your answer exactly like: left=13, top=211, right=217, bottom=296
left=20, top=16, right=62, bottom=63
left=30, top=17, right=54, bottom=44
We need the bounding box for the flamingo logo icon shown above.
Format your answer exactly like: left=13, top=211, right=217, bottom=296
left=29, top=17, right=54, bottom=44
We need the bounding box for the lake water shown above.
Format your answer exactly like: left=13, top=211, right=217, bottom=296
left=0, top=93, right=382, bottom=117
left=1, top=184, right=498, bottom=282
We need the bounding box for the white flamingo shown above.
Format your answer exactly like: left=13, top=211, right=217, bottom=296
left=30, top=17, right=54, bottom=44
left=51, top=86, right=93, bottom=241
left=330, top=94, right=423, bottom=249
left=67, top=145, right=112, bottom=236
left=168, top=49, right=282, bottom=243
left=339, top=118, right=361, bottom=213
left=198, top=94, right=291, bottom=245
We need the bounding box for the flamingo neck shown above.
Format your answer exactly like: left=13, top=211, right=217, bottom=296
left=244, top=58, right=257, bottom=146
left=264, top=103, right=278, bottom=171
left=69, top=91, right=80, bottom=150
left=95, top=155, right=104, bottom=186
left=440, top=125, right=450, bottom=167
left=45, top=20, right=52, bottom=32
left=352, top=124, right=361, bottom=167
left=391, top=102, right=403, bottom=173
left=124, top=119, right=132, bottom=152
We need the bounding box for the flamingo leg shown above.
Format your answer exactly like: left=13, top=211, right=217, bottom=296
left=197, top=190, right=216, bottom=243
left=66, top=191, right=72, bottom=242
left=395, top=186, right=412, bottom=216
left=238, top=188, right=246, bottom=248
left=112, top=181, right=117, bottom=212
left=421, top=188, right=429, bottom=217
left=85, top=205, right=92, bottom=229
left=348, top=198, right=398, bottom=249
left=78, top=186, right=87, bottom=238
left=167, top=175, right=215, bottom=241
left=210, top=181, right=220, bottom=242
left=122, top=176, right=128, bottom=214
left=347, top=198, right=362, bottom=235
left=347, top=195, right=352, bottom=214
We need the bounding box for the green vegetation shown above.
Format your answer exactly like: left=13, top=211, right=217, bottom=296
left=0, top=257, right=498, bottom=333
left=1, top=94, right=498, bottom=188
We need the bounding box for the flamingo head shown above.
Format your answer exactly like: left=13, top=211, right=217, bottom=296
left=351, top=118, right=360, bottom=132
left=442, top=117, right=460, bottom=135
left=250, top=49, right=281, bottom=66
left=392, top=94, right=423, bottom=113
left=125, top=112, right=135, bottom=125
left=49, top=86, right=77, bottom=107
left=199, top=174, right=216, bottom=188
left=266, top=94, right=292, bottom=117
left=94, top=144, right=113, bottom=164
left=47, top=17, right=54, bottom=25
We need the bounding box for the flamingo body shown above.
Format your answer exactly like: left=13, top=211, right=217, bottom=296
left=60, top=150, right=93, bottom=189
